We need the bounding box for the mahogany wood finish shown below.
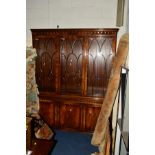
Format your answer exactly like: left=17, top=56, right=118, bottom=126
left=31, top=28, right=118, bottom=132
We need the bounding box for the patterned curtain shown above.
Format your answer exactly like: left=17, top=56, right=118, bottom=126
left=26, top=47, right=39, bottom=115
left=26, top=47, right=54, bottom=140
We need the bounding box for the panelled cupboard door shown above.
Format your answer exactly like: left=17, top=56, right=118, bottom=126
left=85, top=106, right=101, bottom=131
left=59, top=103, right=81, bottom=130
left=33, top=37, right=57, bottom=92
left=39, top=101, right=55, bottom=127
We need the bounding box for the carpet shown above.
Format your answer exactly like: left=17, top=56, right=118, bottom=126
left=51, top=130, right=98, bottom=155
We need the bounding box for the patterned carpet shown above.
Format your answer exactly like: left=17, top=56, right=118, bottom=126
left=51, top=130, right=98, bottom=155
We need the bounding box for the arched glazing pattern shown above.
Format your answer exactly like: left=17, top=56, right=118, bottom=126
left=87, top=37, right=114, bottom=96
left=34, top=38, right=57, bottom=91
left=60, top=38, right=83, bottom=94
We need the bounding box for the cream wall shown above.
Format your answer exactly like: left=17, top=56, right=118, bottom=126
left=26, top=0, right=128, bottom=46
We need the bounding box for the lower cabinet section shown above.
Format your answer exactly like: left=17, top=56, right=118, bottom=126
left=39, top=94, right=103, bottom=132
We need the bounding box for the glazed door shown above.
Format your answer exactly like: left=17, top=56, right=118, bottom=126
left=87, top=37, right=115, bottom=97
left=60, top=37, right=83, bottom=95
left=33, top=37, right=57, bottom=92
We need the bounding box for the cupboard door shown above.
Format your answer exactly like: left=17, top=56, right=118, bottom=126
left=39, top=101, right=55, bottom=127
left=87, top=37, right=115, bottom=97
left=85, top=106, right=101, bottom=131
left=59, top=103, right=81, bottom=130
left=60, top=38, right=83, bottom=95
left=33, top=38, right=57, bottom=92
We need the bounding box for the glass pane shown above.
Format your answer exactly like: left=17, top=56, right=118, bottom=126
left=34, top=38, right=57, bottom=91
left=60, top=38, right=83, bottom=94
left=87, top=37, right=114, bottom=97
